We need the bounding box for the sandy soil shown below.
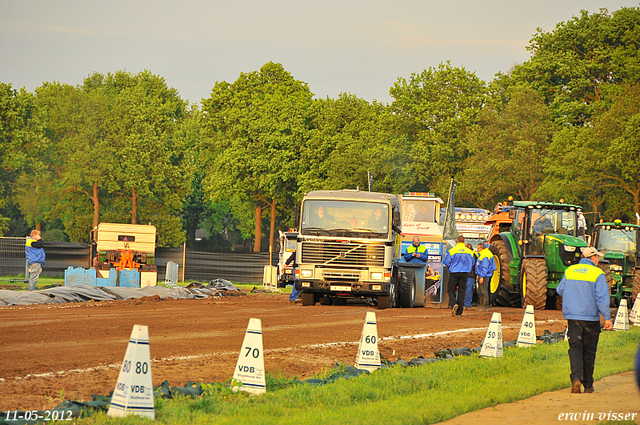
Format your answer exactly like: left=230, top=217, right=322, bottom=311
left=0, top=292, right=634, bottom=423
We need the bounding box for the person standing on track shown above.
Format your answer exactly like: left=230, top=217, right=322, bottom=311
left=444, top=235, right=475, bottom=317
left=464, top=243, right=478, bottom=310
left=475, top=243, right=496, bottom=311
left=404, top=236, right=428, bottom=264
left=25, top=229, right=45, bottom=291
left=557, top=246, right=613, bottom=394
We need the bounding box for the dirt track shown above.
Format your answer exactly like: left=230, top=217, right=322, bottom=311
left=0, top=292, right=568, bottom=411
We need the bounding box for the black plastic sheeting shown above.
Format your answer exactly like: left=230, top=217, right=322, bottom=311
left=0, top=242, right=278, bottom=283
left=0, top=281, right=244, bottom=306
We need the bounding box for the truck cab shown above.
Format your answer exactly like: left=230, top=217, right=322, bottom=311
left=296, top=190, right=402, bottom=309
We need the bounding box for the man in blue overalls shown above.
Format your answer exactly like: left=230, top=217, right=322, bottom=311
left=444, top=235, right=475, bottom=317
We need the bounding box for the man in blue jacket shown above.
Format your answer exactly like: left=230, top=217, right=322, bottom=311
left=475, top=243, right=496, bottom=311
left=444, top=235, right=475, bottom=317
left=25, top=230, right=45, bottom=291
left=404, top=237, right=427, bottom=263
left=557, top=246, right=613, bottom=394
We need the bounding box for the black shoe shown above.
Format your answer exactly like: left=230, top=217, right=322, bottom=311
left=571, top=379, right=582, bottom=394
left=584, top=386, right=594, bottom=393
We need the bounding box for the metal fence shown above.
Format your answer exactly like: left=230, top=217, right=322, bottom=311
left=0, top=237, right=27, bottom=277
left=0, top=240, right=277, bottom=284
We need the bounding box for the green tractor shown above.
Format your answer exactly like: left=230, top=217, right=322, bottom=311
left=592, top=220, right=640, bottom=307
left=489, top=201, right=588, bottom=309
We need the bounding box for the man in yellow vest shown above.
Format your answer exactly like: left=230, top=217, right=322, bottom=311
left=557, top=246, right=612, bottom=394
left=475, top=243, right=496, bottom=311
left=403, top=236, right=428, bottom=263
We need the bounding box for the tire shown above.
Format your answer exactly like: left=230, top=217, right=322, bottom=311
left=399, top=270, right=416, bottom=308
left=377, top=296, right=389, bottom=309
left=521, top=258, right=547, bottom=310
left=489, top=240, right=520, bottom=307
left=597, top=263, right=613, bottom=293
left=320, top=296, right=333, bottom=305
left=301, top=292, right=315, bottom=306
left=632, top=269, right=640, bottom=305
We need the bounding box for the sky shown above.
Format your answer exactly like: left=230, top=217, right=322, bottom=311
left=1, top=1, right=639, bottom=105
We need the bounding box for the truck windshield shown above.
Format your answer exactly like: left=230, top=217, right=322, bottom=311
left=300, top=200, right=390, bottom=237
left=529, top=209, right=577, bottom=237
left=596, top=228, right=637, bottom=256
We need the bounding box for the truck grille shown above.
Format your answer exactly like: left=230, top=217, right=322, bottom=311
left=302, top=242, right=385, bottom=267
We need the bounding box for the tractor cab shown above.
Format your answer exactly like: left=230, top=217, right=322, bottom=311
left=593, top=220, right=640, bottom=306
left=489, top=201, right=588, bottom=309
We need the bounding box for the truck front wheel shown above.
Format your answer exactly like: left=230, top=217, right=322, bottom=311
left=301, top=292, right=315, bottom=306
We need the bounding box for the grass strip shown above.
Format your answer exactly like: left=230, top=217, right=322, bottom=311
left=75, top=327, right=640, bottom=425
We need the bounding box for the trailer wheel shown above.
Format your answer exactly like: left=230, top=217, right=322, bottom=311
left=399, top=270, right=416, bottom=308
left=521, top=258, right=547, bottom=310
left=301, top=292, right=315, bottom=306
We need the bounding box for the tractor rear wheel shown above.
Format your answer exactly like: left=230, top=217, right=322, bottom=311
left=597, top=263, right=615, bottom=307
left=521, top=258, right=547, bottom=310
left=632, top=269, right=640, bottom=306
left=490, top=240, right=520, bottom=307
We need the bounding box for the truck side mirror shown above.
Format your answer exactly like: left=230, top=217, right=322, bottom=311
left=393, top=210, right=401, bottom=227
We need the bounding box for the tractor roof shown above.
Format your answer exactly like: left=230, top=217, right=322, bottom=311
left=512, top=200, right=582, bottom=210
left=596, top=221, right=640, bottom=229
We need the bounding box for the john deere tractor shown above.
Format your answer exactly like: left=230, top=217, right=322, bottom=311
left=593, top=220, right=640, bottom=307
left=488, top=201, right=588, bottom=309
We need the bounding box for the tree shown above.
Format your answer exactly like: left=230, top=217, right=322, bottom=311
left=0, top=82, right=45, bottom=235
left=461, top=86, right=554, bottom=207
left=201, top=62, right=314, bottom=252
left=389, top=62, right=486, bottom=194
left=300, top=94, right=409, bottom=195
left=513, top=7, right=640, bottom=125
left=34, top=82, right=114, bottom=232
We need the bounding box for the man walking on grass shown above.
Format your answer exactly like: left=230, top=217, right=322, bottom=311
left=557, top=246, right=612, bottom=394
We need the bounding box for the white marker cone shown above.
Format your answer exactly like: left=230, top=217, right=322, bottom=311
left=355, top=311, right=381, bottom=372
left=517, top=305, right=537, bottom=347
left=107, top=325, right=154, bottom=419
left=480, top=312, right=503, bottom=358
left=613, top=299, right=630, bottom=331
left=232, top=318, right=266, bottom=395
left=629, top=297, right=640, bottom=326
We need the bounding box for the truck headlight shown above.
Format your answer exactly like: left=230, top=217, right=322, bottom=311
left=371, top=272, right=383, bottom=280
left=301, top=270, right=312, bottom=278
left=564, top=245, right=577, bottom=252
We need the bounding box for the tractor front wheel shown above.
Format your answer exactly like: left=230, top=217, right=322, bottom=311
left=490, top=240, right=520, bottom=307
left=521, top=258, right=547, bottom=310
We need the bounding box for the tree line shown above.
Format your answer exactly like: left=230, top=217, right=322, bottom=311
left=1, top=7, right=640, bottom=251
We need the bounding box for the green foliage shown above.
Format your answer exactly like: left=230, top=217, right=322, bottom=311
left=461, top=86, right=554, bottom=207
left=201, top=62, right=314, bottom=251
left=390, top=61, right=486, bottom=193
left=513, top=7, right=640, bottom=125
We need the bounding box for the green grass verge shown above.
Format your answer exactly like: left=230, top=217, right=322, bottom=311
left=0, top=275, right=64, bottom=289
left=75, top=328, right=640, bottom=425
